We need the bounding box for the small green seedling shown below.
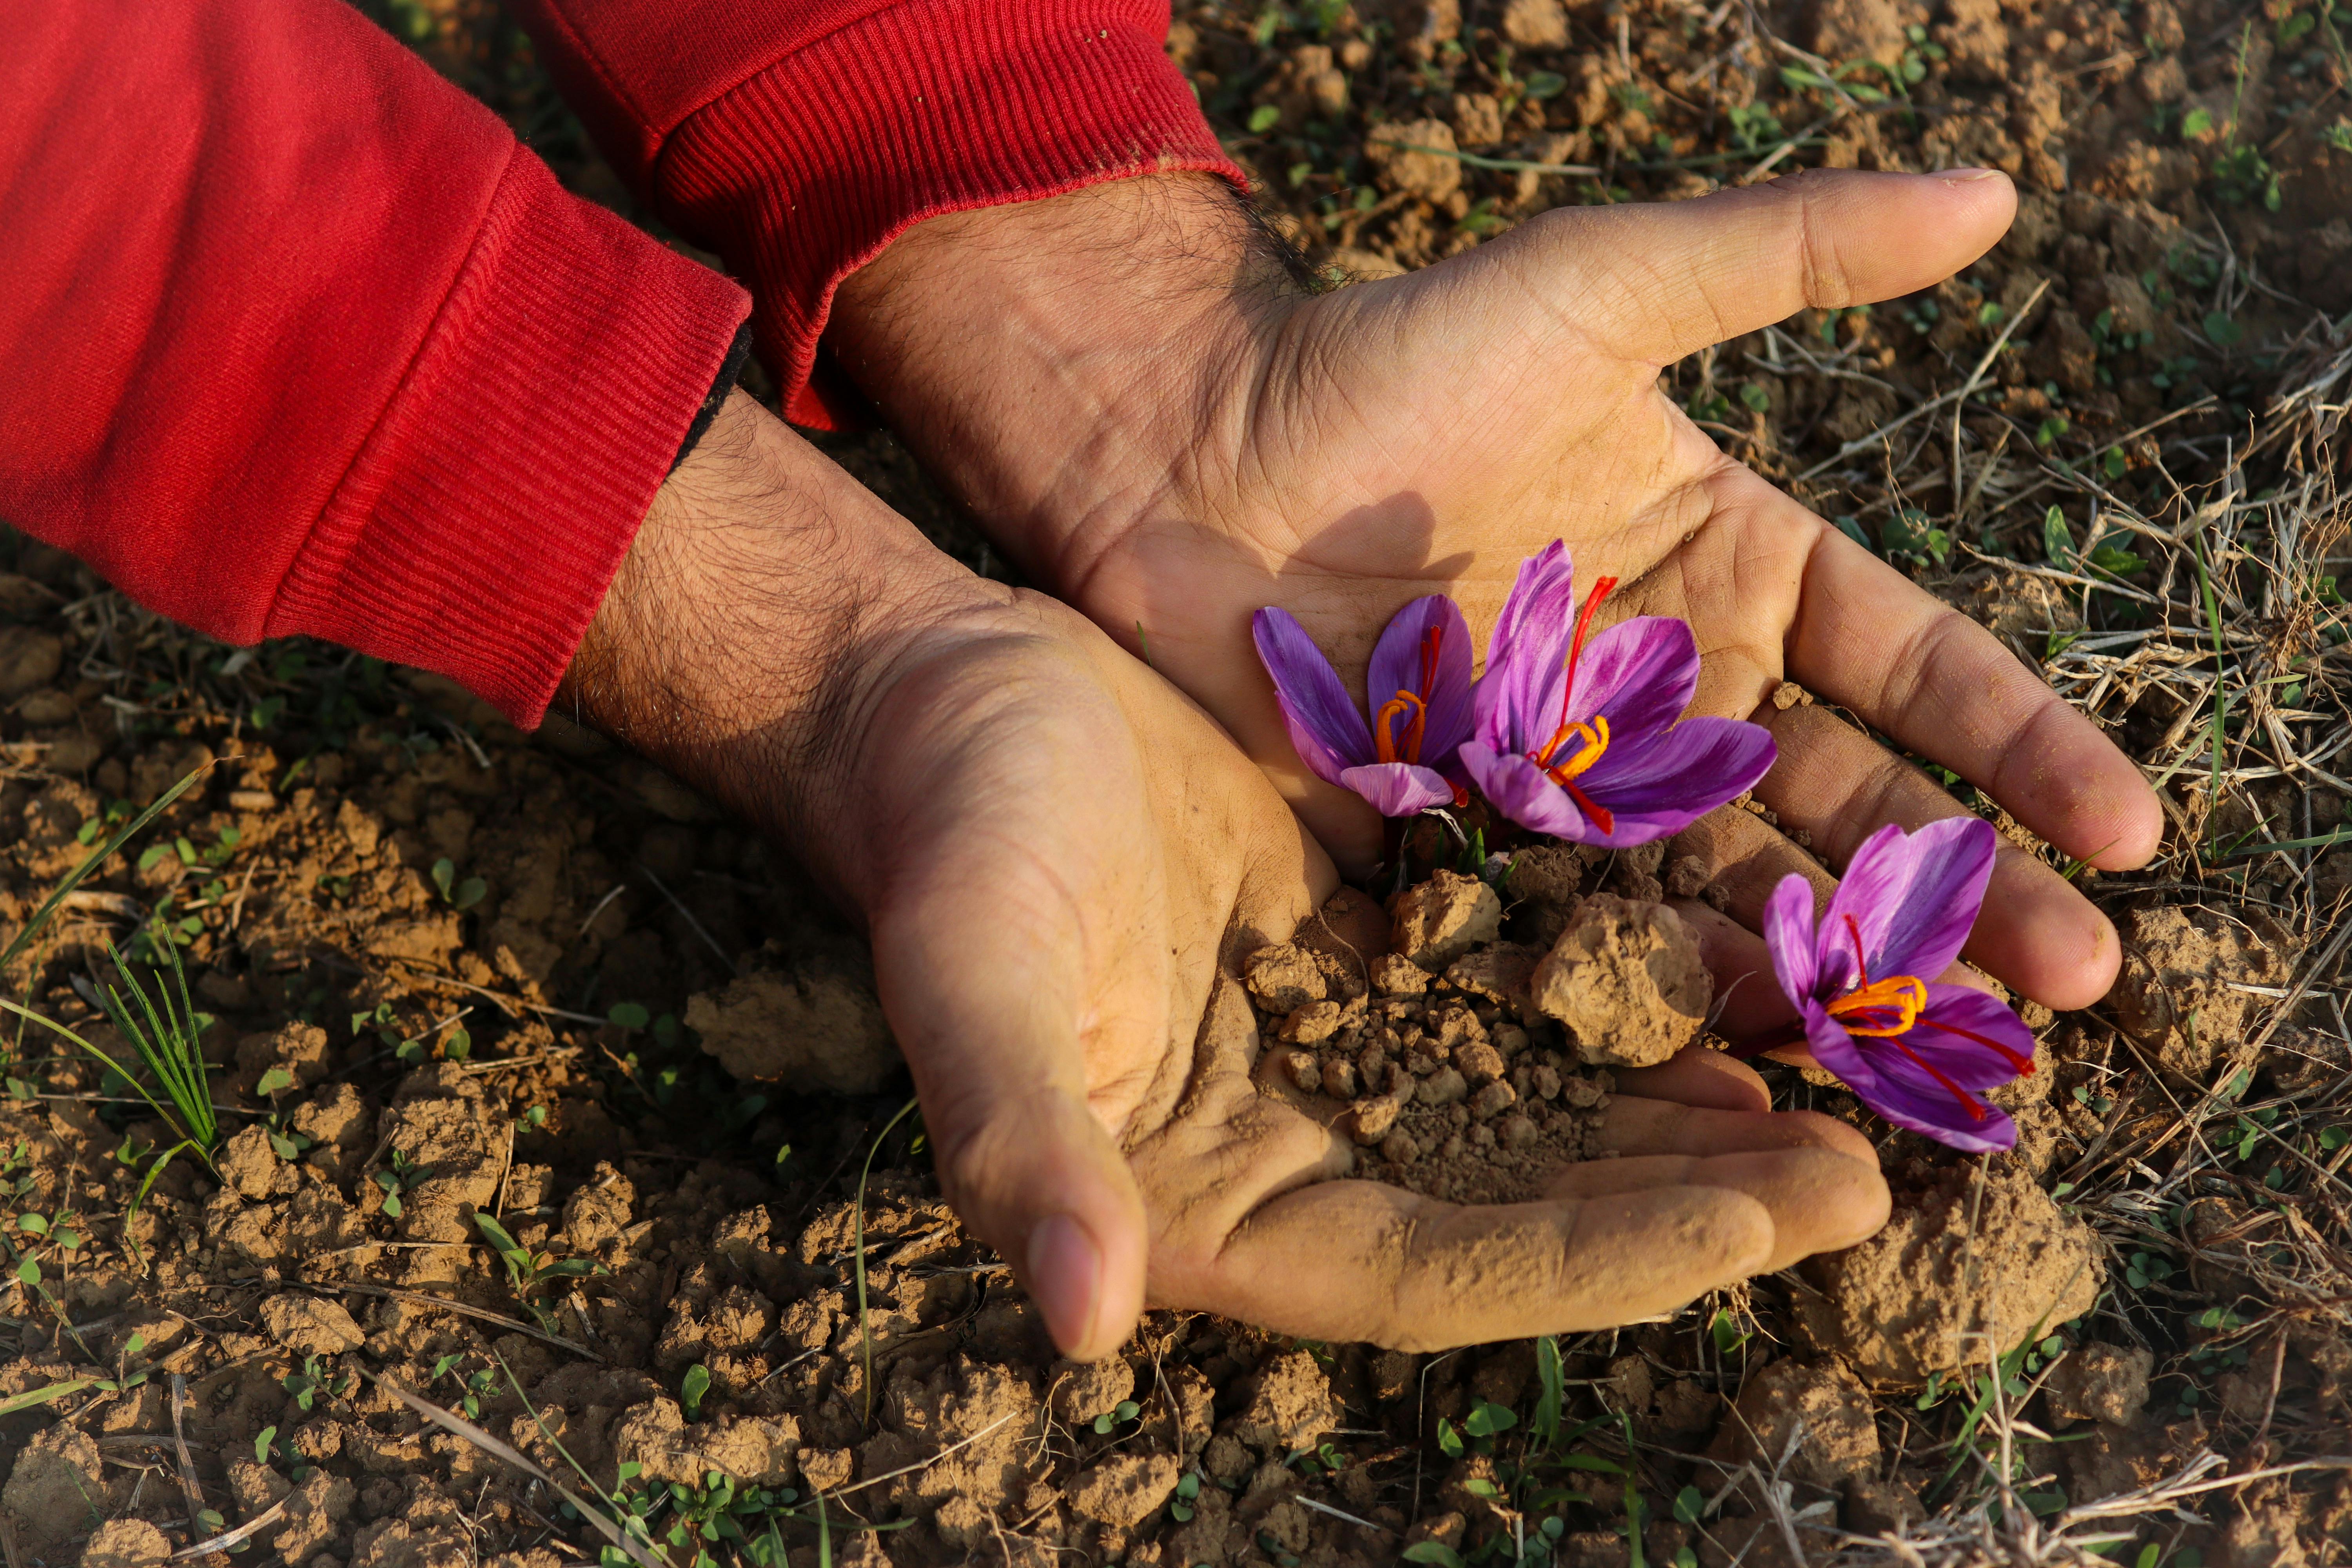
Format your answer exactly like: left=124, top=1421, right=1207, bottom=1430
left=281, top=1354, right=350, bottom=1412
left=681, top=1364, right=713, bottom=1421
left=431, top=857, right=486, bottom=909
left=1091, top=1399, right=1140, bottom=1435
left=473, top=1211, right=599, bottom=1336
left=372, top=1151, right=427, bottom=1218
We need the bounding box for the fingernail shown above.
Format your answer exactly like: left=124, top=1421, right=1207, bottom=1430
left=1027, top=1213, right=1103, bottom=1357
left=1940, top=166, right=2005, bottom=181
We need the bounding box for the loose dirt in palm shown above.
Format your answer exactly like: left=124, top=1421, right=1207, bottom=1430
left=4, top=0, right=2350, bottom=1565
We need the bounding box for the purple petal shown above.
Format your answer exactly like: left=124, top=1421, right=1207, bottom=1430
left=1849, top=1049, right=2019, bottom=1152
left=1531, top=616, right=1700, bottom=754
left=1457, top=743, right=1589, bottom=838
left=1568, top=717, right=1779, bottom=846
left=1762, top=873, right=1820, bottom=1007
left=1474, top=543, right=1579, bottom=753
left=1338, top=762, right=1458, bottom=818
left=1801, top=1002, right=2017, bottom=1153
left=1909, top=984, right=2039, bottom=1088
left=1822, top=816, right=1996, bottom=984
left=1365, top=596, right=1476, bottom=765
left=1253, top=607, right=1373, bottom=787
left=1797, top=999, right=1878, bottom=1089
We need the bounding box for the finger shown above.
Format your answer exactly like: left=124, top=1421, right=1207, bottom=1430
left=1538, top=1149, right=1892, bottom=1272
left=1597, top=1093, right=1880, bottom=1167
left=1196, top=1178, right=1777, bottom=1347
left=1668, top=896, right=1800, bottom=1037
left=1495, top=167, right=2017, bottom=366
left=869, top=843, right=1158, bottom=1363
left=1609, top=1042, right=1772, bottom=1113
left=1753, top=700, right=2123, bottom=1010
left=1769, top=493, right=2163, bottom=871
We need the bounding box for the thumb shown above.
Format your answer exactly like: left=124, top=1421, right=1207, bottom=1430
left=1492, top=165, right=2018, bottom=366
left=867, top=911, right=1149, bottom=1363
left=920, top=1069, right=1148, bottom=1363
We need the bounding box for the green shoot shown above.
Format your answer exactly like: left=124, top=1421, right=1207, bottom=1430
left=2057, top=835, right=2125, bottom=882
left=0, top=760, right=216, bottom=977
left=854, top=1098, right=921, bottom=1429
left=472, top=1210, right=598, bottom=1336
left=1530, top=1335, right=1564, bottom=1448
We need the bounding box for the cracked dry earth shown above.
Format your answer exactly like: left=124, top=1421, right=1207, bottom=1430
left=3, top=0, right=2351, bottom=1562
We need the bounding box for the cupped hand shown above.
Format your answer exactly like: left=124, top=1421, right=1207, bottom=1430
left=828, top=167, right=2164, bottom=1014
left=567, top=392, right=1889, bottom=1357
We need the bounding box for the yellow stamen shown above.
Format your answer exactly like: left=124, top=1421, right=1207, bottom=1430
left=1826, top=974, right=1929, bottom=1037
left=1535, top=714, right=1610, bottom=783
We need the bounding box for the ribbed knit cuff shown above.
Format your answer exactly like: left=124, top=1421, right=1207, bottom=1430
left=654, top=0, right=1241, bottom=430
left=267, top=148, right=751, bottom=727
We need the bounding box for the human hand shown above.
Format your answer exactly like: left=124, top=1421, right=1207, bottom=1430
left=562, top=392, right=1889, bottom=1356
left=826, top=169, right=2163, bottom=1014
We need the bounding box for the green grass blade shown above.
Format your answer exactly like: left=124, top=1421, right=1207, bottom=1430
left=0, top=1378, right=98, bottom=1416
left=0, top=759, right=217, bottom=978
left=124, top=1140, right=194, bottom=1269
left=0, top=998, right=203, bottom=1161
left=2225, top=826, right=2352, bottom=859
left=163, top=936, right=214, bottom=1144
left=101, top=942, right=214, bottom=1151
left=856, top=1097, right=921, bottom=1430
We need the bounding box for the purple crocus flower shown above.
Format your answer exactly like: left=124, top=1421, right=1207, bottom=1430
left=1457, top=542, right=1775, bottom=846
left=1252, top=596, right=1473, bottom=817
left=1761, top=816, right=2037, bottom=1152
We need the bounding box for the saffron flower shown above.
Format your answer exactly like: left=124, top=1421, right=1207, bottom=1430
left=1761, top=816, right=2036, bottom=1152
left=1252, top=596, right=1474, bottom=817
left=1457, top=542, right=1775, bottom=846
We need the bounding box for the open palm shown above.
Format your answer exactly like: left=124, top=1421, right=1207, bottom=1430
left=835, top=167, right=2162, bottom=1015
left=850, top=593, right=1887, bottom=1353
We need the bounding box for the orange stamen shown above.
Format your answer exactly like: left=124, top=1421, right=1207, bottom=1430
left=1372, top=622, right=1448, bottom=765
left=1826, top=975, right=1929, bottom=1036
left=1526, top=576, right=1621, bottom=822
left=1822, top=910, right=2008, bottom=1120
left=1372, top=691, right=1427, bottom=765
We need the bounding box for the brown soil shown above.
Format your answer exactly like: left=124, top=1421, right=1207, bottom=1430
left=4, top=0, right=2349, bottom=1563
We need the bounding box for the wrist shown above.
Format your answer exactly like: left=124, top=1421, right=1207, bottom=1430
left=826, top=173, right=1302, bottom=594
left=556, top=390, right=1011, bottom=896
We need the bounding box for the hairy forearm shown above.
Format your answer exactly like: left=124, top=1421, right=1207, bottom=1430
left=826, top=174, right=1303, bottom=588
left=555, top=390, right=1007, bottom=887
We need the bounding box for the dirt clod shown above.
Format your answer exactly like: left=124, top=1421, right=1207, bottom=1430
left=4, top=1421, right=111, bottom=1550
left=1704, top=1357, right=1879, bottom=1490
left=2105, top=906, right=2290, bottom=1077
left=1530, top=895, right=1711, bottom=1068
left=1797, top=1162, right=2103, bottom=1388
left=1369, top=952, right=1429, bottom=995
left=2047, top=1342, right=2154, bottom=1426
left=1387, top=869, right=1500, bottom=970
left=1365, top=118, right=1462, bottom=203
left=78, top=1519, right=169, bottom=1568
left=260, top=1293, right=368, bottom=1354
left=684, top=939, right=900, bottom=1093
left=1227, top=1349, right=1339, bottom=1455
left=1069, top=1451, right=1181, bottom=1527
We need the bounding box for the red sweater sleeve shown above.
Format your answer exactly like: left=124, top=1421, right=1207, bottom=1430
left=0, top=0, right=750, bottom=726
left=505, top=0, right=1240, bottom=429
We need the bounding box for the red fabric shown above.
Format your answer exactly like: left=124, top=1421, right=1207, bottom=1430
left=0, top=0, right=1233, bottom=730
left=508, top=0, right=1242, bottom=428
left=0, top=0, right=749, bottom=726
